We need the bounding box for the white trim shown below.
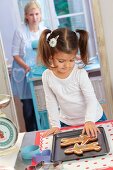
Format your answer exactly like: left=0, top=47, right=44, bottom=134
left=0, top=33, right=19, bottom=131
left=82, top=0, right=97, bottom=58
left=46, top=0, right=59, bottom=29
left=57, top=12, right=84, bottom=19
left=89, top=0, right=99, bottom=56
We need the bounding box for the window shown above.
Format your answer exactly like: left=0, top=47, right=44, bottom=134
left=54, top=0, right=85, bottom=30
left=17, top=0, right=100, bottom=65
left=47, top=0, right=99, bottom=62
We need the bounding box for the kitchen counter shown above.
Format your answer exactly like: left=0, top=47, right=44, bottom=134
left=1, top=120, right=113, bottom=170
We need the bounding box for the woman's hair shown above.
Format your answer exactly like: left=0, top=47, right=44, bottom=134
left=38, top=28, right=88, bottom=68
left=24, top=0, right=41, bottom=24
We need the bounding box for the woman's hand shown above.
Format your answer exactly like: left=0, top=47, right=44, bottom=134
left=82, top=121, right=100, bottom=137
left=42, top=127, right=61, bottom=137
left=14, top=56, right=31, bottom=73
left=25, top=66, right=31, bottom=73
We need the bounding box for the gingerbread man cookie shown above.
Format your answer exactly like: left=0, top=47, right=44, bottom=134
left=64, top=142, right=101, bottom=155
left=61, top=135, right=97, bottom=147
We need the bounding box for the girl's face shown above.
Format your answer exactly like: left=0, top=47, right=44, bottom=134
left=52, top=51, right=76, bottom=77
left=25, top=7, right=41, bottom=26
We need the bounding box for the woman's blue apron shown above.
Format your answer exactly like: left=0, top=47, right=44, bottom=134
left=11, top=39, right=38, bottom=99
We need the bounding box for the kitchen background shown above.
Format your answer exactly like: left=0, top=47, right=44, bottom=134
left=0, top=0, right=113, bottom=132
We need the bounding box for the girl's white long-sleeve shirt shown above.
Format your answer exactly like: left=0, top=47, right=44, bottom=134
left=42, top=66, right=103, bottom=128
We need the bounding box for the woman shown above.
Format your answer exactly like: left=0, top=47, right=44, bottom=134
left=11, top=1, right=47, bottom=131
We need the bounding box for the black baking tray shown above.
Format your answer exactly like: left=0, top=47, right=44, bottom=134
left=51, top=127, right=110, bottom=162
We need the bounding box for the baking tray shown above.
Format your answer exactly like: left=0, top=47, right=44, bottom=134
left=51, top=127, right=110, bottom=162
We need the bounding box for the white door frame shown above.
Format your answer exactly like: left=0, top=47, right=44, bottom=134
left=92, top=0, right=113, bottom=119
left=0, top=33, right=19, bottom=131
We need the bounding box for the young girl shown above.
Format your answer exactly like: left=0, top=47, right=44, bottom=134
left=38, top=28, right=107, bottom=137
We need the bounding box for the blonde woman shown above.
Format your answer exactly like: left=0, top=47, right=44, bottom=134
left=11, top=1, right=47, bottom=131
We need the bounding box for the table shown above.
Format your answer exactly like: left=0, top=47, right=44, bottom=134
left=1, top=121, right=113, bottom=170
left=35, top=120, right=113, bottom=170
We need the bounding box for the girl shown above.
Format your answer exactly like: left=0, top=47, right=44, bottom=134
left=38, top=28, right=107, bottom=137
left=11, top=1, right=47, bottom=132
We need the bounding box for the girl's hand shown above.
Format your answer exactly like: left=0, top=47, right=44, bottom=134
left=82, top=121, right=100, bottom=137
left=42, top=127, right=61, bottom=137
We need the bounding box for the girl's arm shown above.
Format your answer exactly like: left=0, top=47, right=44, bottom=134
left=79, top=69, right=102, bottom=136
left=42, top=71, right=61, bottom=127
left=42, top=71, right=61, bottom=136
left=79, top=69, right=102, bottom=122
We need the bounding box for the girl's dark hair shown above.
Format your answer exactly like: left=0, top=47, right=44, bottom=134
left=38, top=28, right=88, bottom=68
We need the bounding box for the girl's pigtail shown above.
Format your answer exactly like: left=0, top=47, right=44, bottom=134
left=76, top=29, right=89, bottom=64
left=38, top=29, right=52, bottom=67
